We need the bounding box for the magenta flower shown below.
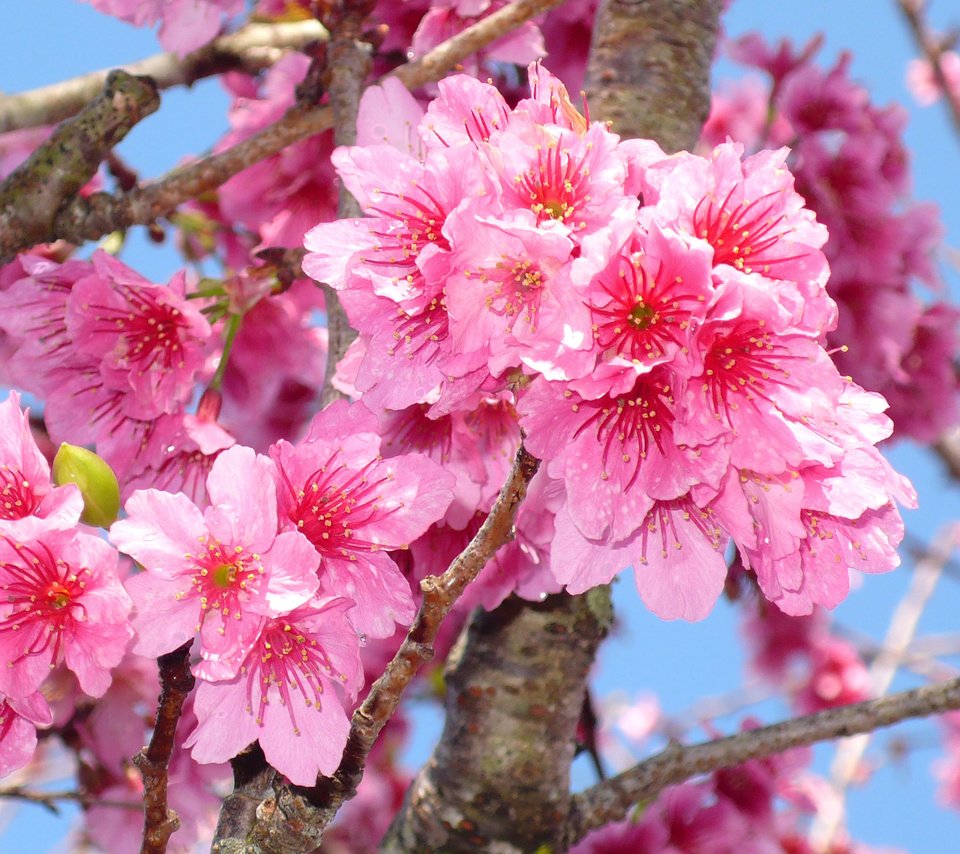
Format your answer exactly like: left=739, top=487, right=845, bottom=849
left=110, top=445, right=320, bottom=672
left=271, top=401, right=455, bottom=638
left=0, top=529, right=132, bottom=699
left=186, top=597, right=363, bottom=785
left=66, top=251, right=212, bottom=420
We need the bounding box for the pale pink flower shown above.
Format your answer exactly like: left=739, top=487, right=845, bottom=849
left=584, top=224, right=715, bottom=375
left=520, top=368, right=727, bottom=542
left=639, top=142, right=830, bottom=294
left=0, top=529, right=132, bottom=699
left=551, top=495, right=729, bottom=622
left=907, top=50, right=960, bottom=107
left=187, top=597, right=363, bottom=785
left=110, top=445, right=319, bottom=672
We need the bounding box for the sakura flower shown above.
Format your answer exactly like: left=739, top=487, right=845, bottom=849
left=0, top=690, right=52, bottom=778
left=187, top=597, right=363, bottom=785
left=65, top=251, right=212, bottom=420
left=271, top=401, right=455, bottom=638
left=0, top=391, right=82, bottom=536
left=110, top=445, right=319, bottom=672
left=0, top=529, right=132, bottom=699
left=639, top=142, right=830, bottom=301
left=551, top=494, right=729, bottom=622
left=520, top=367, right=727, bottom=542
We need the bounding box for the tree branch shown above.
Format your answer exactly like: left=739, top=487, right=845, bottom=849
left=210, top=445, right=541, bottom=853
left=0, top=0, right=564, bottom=262
left=0, top=69, right=159, bottom=262
left=320, top=2, right=371, bottom=407
left=564, top=675, right=960, bottom=846
left=0, top=785, right=140, bottom=814
left=0, top=20, right=329, bottom=134
left=895, top=0, right=960, bottom=139
left=134, top=641, right=196, bottom=854
left=811, top=524, right=955, bottom=848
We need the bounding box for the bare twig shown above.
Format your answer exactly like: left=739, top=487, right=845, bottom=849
left=0, top=20, right=329, bottom=134
left=393, top=0, right=566, bottom=91
left=2, top=0, right=564, bottom=262
left=564, top=675, right=960, bottom=847
left=210, top=445, right=541, bottom=853
left=0, top=785, right=140, bottom=814
left=811, top=524, right=956, bottom=850
left=895, top=0, right=960, bottom=138
left=0, top=69, right=159, bottom=262
left=134, top=641, right=196, bottom=854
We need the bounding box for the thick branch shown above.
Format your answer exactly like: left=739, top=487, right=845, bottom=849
left=3, top=0, right=563, bottom=260
left=0, top=69, right=158, bottom=262
left=0, top=20, right=328, bottom=134
left=210, top=446, right=541, bottom=853
left=321, top=4, right=371, bottom=406
left=134, top=641, right=196, bottom=854
left=584, top=0, right=721, bottom=153
left=564, top=676, right=960, bottom=845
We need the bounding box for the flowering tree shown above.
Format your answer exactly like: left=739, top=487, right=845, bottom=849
left=1, top=0, right=960, bottom=851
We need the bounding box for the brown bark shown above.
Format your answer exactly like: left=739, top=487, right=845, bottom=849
left=381, top=1, right=721, bottom=851
left=0, top=69, right=158, bottom=263
left=381, top=591, right=613, bottom=853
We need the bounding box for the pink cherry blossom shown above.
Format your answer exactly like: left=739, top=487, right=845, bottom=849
left=0, top=690, right=52, bottom=778
left=110, top=445, right=319, bottom=672
left=271, top=401, right=455, bottom=637
left=65, top=252, right=212, bottom=419
left=0, top=391, right=82, bottom=537
left=186, top=597, right=363, bottom=785
left=0, top=529, right=132, bottom=699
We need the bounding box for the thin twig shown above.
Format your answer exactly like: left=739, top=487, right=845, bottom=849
left=564, top=675, right=960, bottom=847
left=0, top=20, right=329, bottom=134
left=134, top=641, right=196, bottom=854
left=210, top=445, right=540, bottom=853
left=895, top=0, right=960, bottom=138
left=0, top=785, right=141, bottom=814
left=810, top=524, right=956, bottom=850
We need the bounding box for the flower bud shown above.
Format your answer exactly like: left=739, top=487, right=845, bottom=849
left=52, top=443, right=121, bottom=528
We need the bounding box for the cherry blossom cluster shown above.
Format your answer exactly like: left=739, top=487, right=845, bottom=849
left=110, top=400, right=454, bottom=784
left=305, top=64, right=916, bottom=622
left=0, top=250, right=229, bottom=502
left=704, top=34, right=960, bottom=442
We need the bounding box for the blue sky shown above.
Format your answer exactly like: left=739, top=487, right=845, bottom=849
left=2, top=2, right=960, bottom=852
